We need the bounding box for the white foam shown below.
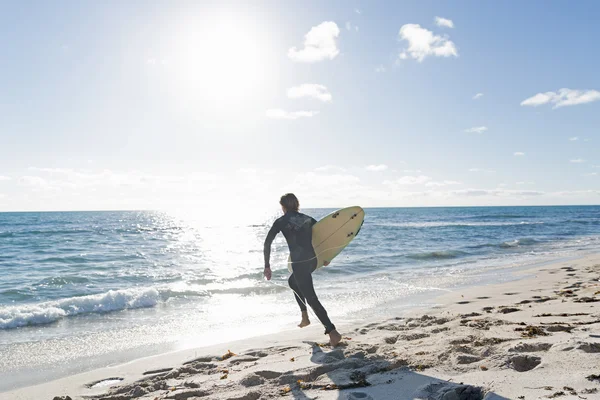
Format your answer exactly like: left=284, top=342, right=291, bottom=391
left=0, top=287, right=159, bottom=329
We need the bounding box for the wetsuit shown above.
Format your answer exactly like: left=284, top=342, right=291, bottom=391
left=264, top=211, right=336, bottom=334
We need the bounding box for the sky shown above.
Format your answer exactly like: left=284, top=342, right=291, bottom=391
left=0, top=0, right=599, bottom=212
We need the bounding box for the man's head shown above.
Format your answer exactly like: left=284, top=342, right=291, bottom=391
left=279, top=193, right=299, bottom=213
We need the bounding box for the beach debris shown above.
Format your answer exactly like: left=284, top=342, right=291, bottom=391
left=297, top=379, right=311, bottom=390
left=221, top=350, right=236, bottom=361
left=582, top=388, right=599, bottom=394
left=290, top=357, right=295, bottom=362
left=220, top=374, right=228, bottom=380
left=411, top=364, right=431, bottom=371
left=558, top=290, right=577, bottom=298
left=586, top=374, right=600, bottom=382
left=548, top=392, right=565, bottom=398
left=534, top=313, right=589, bottom=317
left=480, top=365, right=488, bottom=371
left=279, top=386, right=292, bottom=395
left=534, top=297, right=556, bottom=303
left=515, top=325, right=548, bottom=337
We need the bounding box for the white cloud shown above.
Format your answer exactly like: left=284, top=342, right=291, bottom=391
left=288, top=22, right=340, bottom=63
left=375, top=65, right=386, bottom=73
left=366, top=164, right=388, bottom=172
left=584, top=172, right=598, bottom=177
left=569, top=137, right=579, bottom=141
left=384, top=175, right=432, bottom=185
left=0, top=176, right=11, bottom=181
left=425, top=180, right=461, bottom=187
left=315, top=165, right=346, bottom=172
left=521, top=89, right=600, bottom=109
left=514, top=152, right=525, bottom=156
left=287, top=84, right=332, bottom=102
left=473, top=93, right=484, bottom=100
left=355, top=8, right=361, bottom=14
left=465, top=126, right=488, bottom=134
left=345, top=22, right=359, bottom=32
left=265, top=109, right=318, bottom=120
left=292, top=172, right=360, bottom=187
left=434, top=16, right=454, bottom=28
left=398, top=24, right=458, bottom=62
left=449, top=188, right=544, bottom=197
left=404, top=169, right=423, bottom=174
left=516, top=181, right=535, bottom=185
left=570, top=159, right=585, bottom=163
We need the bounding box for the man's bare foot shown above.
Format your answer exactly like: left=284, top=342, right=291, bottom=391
left=329, top=329, right=342, bottom=347
left=298, top=312, right=310, bottom=328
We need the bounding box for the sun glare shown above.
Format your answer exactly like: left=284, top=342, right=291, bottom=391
left=167, top=11, right=275, bottom=112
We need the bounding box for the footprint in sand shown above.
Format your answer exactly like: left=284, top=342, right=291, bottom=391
left=240, top=373, right=266, bottom=387
left=142, top=368, right=172, bottom=375
left=509, top=343, right=553, bottom=352
left=577, top=342, right=600, bottom=353
left=85, top=377, right=124, bottom=389
left=346, top=392, right=373, bottom=400
left=254, top=370, right=282, bottom=379
left=457, top=301, right=471, bottom=305
left=508, top=355, right=542, bottom=372
left=498, top=307, right=520, bottom=314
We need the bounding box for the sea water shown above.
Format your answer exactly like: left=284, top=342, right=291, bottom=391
left=1, top=206, right=599, bottom=390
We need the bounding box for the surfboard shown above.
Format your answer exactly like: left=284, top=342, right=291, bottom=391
left=287, top=206, right=365, bottom=272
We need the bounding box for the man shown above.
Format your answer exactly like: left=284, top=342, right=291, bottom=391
left=263, top=193, right=342, bottom=347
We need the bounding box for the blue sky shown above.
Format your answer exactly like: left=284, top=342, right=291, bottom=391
left=0, top=0, right=599, bottom=211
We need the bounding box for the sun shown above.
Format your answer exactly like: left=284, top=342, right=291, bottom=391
left=165, top=11, right=276, bottom=113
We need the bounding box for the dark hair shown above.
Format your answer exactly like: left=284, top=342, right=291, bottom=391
left=280, top=193, right=299, bottom=212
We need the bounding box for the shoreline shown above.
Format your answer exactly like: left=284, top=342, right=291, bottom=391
left=5, top=252, right=600, bottom=400
left=1, top=249, right=584, bottom=393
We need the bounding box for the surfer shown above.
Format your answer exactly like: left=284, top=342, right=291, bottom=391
left=263, top=193, right=342, bottom=347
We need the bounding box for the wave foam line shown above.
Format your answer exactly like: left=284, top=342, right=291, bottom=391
left=0, top=287, right=159, bottom=330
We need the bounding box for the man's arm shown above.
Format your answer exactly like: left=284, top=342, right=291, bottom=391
left=263, top=220, right=280, bottom=269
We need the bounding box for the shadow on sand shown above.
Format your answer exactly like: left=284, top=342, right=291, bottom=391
left=284, top=341, right=510, bottom=400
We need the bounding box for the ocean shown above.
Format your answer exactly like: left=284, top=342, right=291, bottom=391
left=1, top=206, right=599, bottom=391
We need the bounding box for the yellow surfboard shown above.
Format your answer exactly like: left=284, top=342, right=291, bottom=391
left=287, top=206, right=365, bottom=272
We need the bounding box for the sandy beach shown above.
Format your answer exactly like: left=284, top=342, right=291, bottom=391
left=4, top=254, right=599, bottom=400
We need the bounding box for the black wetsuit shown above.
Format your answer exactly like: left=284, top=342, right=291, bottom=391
left=264, top=211, right=336, bottom=334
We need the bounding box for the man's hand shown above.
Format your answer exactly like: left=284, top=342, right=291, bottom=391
left=264, top=266, right=272, bottom=281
